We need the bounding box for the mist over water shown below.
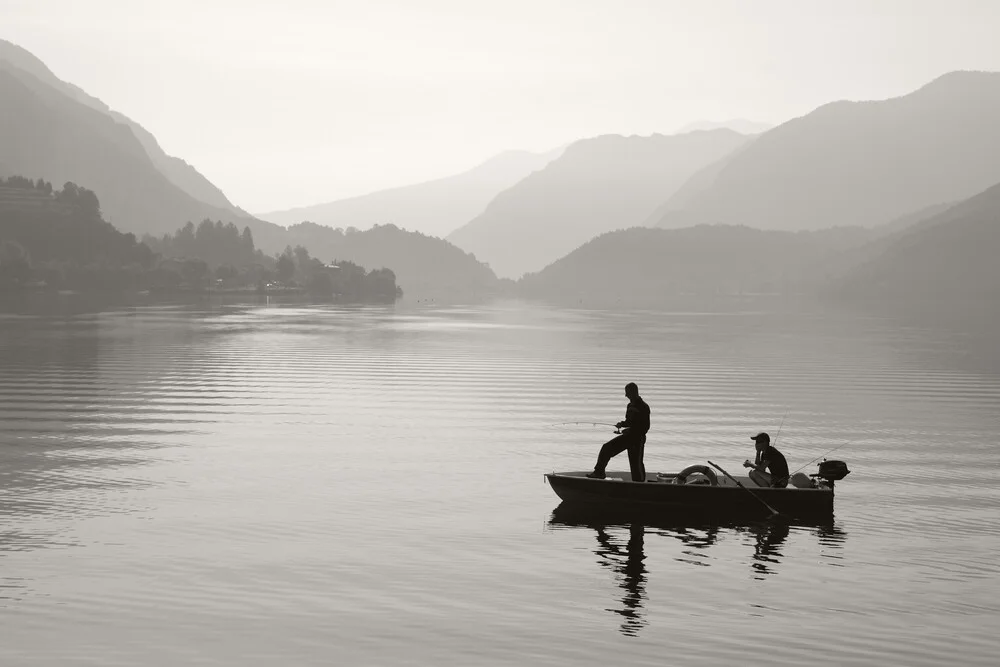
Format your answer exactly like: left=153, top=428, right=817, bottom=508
left=1, top=300, right=998, bottom=665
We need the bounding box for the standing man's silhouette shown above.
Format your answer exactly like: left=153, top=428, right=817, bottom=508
left=587, top=383, right=650, bottom=482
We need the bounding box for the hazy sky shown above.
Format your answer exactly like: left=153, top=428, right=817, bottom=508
left=5, top=0, right=1000, bottom=212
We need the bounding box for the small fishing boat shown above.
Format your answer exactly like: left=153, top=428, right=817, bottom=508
left=545, top=460, right=850, bottom=521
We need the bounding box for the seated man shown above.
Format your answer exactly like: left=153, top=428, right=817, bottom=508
left=743, top=432, right=789, bottom=488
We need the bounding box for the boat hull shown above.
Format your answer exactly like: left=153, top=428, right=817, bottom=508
left=545, top=471, right=834, bottom=521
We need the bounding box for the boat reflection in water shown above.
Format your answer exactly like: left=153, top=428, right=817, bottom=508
left=546, top=503, right=847, bottom=637
left=746, top=521, right=790, bottom=579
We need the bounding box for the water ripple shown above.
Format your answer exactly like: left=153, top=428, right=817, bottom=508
left=0, top=303, right=998, bottom=664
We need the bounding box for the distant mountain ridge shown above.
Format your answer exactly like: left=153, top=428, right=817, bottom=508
left=654, top=71, right=1000, bottom=232
left=640, top=138, right=758, bottom=226
left=517, top=224, right=876, bottom=307
left=0, top=40, right=298, bottom=257
left=6, top=41, right=995, bottom=313
left=281, top=222, right=499, bottom=299
left=519, top=173, right=1000, bottom=333
left=675, top=119, right=772, bottom=134
left=832, top=179, right=1000, bottom=313
left=0, top=66, right=256, bottom=239
left=259, top=148, right=563, bottom=238
left=0, top=39, right=241, bottom=215
left=447, top=129, right=752, bottom=278
left=0, top=40, right=499, bottom=298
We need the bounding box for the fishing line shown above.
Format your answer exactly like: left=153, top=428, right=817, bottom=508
left=772, top=409, right=788, bottom=447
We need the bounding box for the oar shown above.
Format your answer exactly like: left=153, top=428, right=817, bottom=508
left=707, top=460, right=782, bottom=520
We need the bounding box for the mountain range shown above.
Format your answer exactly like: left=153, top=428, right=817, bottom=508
left=520, top=175, right=999, bottom=335
left=652, top=71, right=1000, bottom=232
left=0, top=39, right=496, bottom=295
left=2, top=36, right=998, bottom=320
left=259, top=148, right=563, bottom=239
left=0, top=39, right=287, bottom=250
left=446, top=129, right=752, bottom=278
left=517, top=224, right=876, bottom=307
left=832, top=180, right=1000, bottom=317
left=281, top=223, right=499, bottom=300
left=675, top=119, right=773, bottom=134
left=0, top=40, right=252, bottom=215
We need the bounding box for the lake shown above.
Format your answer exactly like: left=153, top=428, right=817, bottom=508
left=1, top=299, right=998, bottom=665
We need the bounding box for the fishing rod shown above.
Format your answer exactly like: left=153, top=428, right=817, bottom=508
left=789, top=441, right=851, bottom=477
left=547, top=421, right=619, bottom=428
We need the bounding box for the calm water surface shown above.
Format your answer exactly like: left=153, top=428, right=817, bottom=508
left=1, top=300, right=998, bottom=665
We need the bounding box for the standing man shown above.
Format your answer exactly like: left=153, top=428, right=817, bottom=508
left=743, top=432, right=789, bottom=488
left=587, top=383, right=650, bottom=482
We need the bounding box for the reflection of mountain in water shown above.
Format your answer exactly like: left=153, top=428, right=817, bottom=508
left=547, top=503, right=847, bottom=636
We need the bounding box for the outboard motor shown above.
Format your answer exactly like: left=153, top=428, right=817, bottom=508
left=816, top=459, right=851, bottom=484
